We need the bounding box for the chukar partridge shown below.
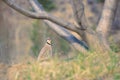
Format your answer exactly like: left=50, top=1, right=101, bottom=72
left=37, top=38, right=52, bottom=61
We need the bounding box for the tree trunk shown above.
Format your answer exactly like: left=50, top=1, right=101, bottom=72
left=71, top=0, right=106, bottom=52
left=97, top=0, right=119, bottom=50
left=72, top=0, right=119, bottom=52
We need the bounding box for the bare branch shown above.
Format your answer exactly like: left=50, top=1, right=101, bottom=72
left=29, top=0, right=88, bottom=52
left=2, top=0, right=89, bottom=52
left=2, top=0, right=80, bottom=33
left=71, top=0, right=88, bottom=30
left=45, top=21, right=88, bottom=52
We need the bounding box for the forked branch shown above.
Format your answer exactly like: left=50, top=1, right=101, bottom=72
left=3, top=0, right=80, bottom=33
left=29, top=0, right=88, bottom=52
left=2, top=0, right=89, bottom=52
left=71, top=0, right=88, bottom=30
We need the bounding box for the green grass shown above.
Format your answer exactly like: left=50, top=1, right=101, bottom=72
left=109, top=36, right=120, bottom=53
left=10, top=51, right=120, bottom=80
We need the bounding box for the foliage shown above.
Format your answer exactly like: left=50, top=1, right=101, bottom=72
left=30, top=20, right=42, bottom=57
left=57, top=37, right=71, bottom=55
left=110, top=43, right=120, bottom=53
left=109, top=36, right=120, bottom=53
left=38, top=0, right=55, bottom=11
left=8, top=51, right=120, bottom=80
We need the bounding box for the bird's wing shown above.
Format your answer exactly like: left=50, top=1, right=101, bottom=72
left=48, top=46, right=52, bottom=57
left=37, top=45, right=49, bottom=61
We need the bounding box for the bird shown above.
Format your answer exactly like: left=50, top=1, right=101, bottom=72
left=37, top=38, right=52, bottom=62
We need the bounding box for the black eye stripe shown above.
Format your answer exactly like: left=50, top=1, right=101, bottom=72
left=47, top=42, right=51, bottom=45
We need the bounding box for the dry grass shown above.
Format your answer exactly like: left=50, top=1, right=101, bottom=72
left=7, top=51, right=120, bottom=80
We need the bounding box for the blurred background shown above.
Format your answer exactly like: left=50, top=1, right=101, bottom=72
left=0, top=0, right=120, bottom=80
left=0, top=0, right=120, bottom=64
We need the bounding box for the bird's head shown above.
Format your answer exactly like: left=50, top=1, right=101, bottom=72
left=46, top=38, right=51, bottom=45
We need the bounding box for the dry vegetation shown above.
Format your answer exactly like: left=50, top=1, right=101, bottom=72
left=7, top=51, right=120, bottom=80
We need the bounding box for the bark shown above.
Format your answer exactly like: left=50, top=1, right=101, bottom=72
left=97, top=0, right=119, bottom=50
left=71, top=0, right=88, bottom=30
left=71, top=0, right=88, bottom=44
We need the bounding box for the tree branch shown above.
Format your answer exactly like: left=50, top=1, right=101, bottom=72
left=70, top=0, right=90, bottom=44
left=29, top=0, right=88, bottom=52
left=2, top=0, right=80, bottom=33
left=2, top=0, right=89, bottom=52
left=71, top=0, right=88, bottom=30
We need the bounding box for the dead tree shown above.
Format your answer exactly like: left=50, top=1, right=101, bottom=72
left=2, top=0, right=119, bottom=53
